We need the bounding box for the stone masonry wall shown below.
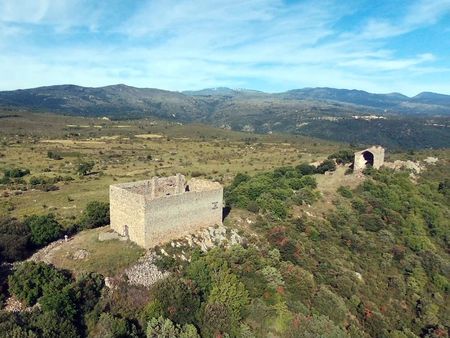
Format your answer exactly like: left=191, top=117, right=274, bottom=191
left=109, top=175, right=223, bottom=249
left=110, top=185, right=146, bottom=247
left=143, top=187, right=223, bottom=248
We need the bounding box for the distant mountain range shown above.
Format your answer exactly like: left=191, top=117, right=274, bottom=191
left=1, top=84, right=449, bottom=120
left=1, top=84, right=449, bottom=148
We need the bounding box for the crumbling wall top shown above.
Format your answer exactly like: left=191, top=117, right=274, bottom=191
left=111, top=174, right=221, bottom=201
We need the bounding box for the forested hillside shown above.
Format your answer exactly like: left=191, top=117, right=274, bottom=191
left=1, top=159, right=448, bottom=337
left=1, top=85, right=450, bottom=149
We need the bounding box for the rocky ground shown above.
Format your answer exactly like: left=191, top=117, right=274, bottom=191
left=122, top=224, right=246, bottom=288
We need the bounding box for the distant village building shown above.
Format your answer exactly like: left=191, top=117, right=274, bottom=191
left=353, top=146, right=385, bottom=171
left=109, top=174, right=223, bottom=249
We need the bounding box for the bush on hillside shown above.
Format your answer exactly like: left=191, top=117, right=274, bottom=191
left=315, top=159, right=336, bottom=174
left=76, top=161, right=94, bottom=176
left=328, top=149, right=354, bottom=165
left=3, top=168, right=30, bottom=178
left=47, top=151, right=63, bottom=160
left=8, top=262, right=72, bottom=306
left=79, top=201, right=110, bottom=229
left=295, top=163, right=316, bottom=175
left=24, top=214, right=62, bottom=246
left=0, top=217, right=32, bottom=262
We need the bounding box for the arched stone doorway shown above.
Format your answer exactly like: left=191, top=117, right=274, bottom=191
left=362, top=151, right=374, bottom=167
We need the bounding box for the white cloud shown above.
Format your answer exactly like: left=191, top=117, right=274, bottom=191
left=0, top=0, right=448, bottom=95
left=358, top=0, right=450, bottom=39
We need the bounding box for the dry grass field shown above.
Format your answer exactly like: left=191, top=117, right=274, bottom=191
left=0, top=110, right=341, bottom=225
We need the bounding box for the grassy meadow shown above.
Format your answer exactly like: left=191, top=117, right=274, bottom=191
left=0, top=110, right=340, bottom=225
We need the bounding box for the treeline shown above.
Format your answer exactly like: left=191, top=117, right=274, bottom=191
left=296, top=118, right=450, bottom=149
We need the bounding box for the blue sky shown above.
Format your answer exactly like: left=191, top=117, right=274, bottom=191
left=0, top=0, right=449, bottom=95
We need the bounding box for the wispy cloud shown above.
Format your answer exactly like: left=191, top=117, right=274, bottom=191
left=0, top=0, right=449, bottom=95
left=357, top=0, right=450, bottom=39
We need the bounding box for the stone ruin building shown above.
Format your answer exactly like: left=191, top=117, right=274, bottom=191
left=110, top=174, right=223, bottom=249
left=353, top=146, right=385, bottom=171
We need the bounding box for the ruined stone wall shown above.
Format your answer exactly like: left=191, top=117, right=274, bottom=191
left=353, top=146, right=385, bottom=171
left=109, top=175, right=223, bottom=249
left=110, top=185, right=146, bottom=247
left=143, top=187, right=223, bottom=248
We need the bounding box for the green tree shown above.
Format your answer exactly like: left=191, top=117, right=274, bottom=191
left=146, top=316, right=200, bottom=338
left=31, top=311, right=80, bottom=338
left=315, top=159, right=337, bottom=174
left=8, top=262, right=72, bottom=306
left=79, top=201, right=110, bottom=229
left=151, top=275, right=201, bottom=325
left=283, top=314, right=347, bottom=338
left=76, top=161, right=94, bottom=176
left=295, top=163, right=316, bottom=175
left=328, top=149, right=354, bottom=165
left=91, top=312, right=138, bottom=338
left=207, top=268, right=249, bottom=322
left=200, top=303, right=233, bottom=338
left=312, top=286, right=348, bottom=325
left=0, top=217, right=31, bottom=262
left=24, top=214, right=62, bottom=246
left=39, top=286, right=78, bottom=320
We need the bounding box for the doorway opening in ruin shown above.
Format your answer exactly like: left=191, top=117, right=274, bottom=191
left=222, top=206, right=231, bottom=221
left=362, top=151, right=374, bottom=167
left=185, top=185, right=190, bottom=192
left=123, top=225, right=129, bottom=238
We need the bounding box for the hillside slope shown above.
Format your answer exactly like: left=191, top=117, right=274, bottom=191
left=1, top=85, right=450, bottom=149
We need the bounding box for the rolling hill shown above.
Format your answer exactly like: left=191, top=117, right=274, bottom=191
left=1, top=84, right=450, bottom=149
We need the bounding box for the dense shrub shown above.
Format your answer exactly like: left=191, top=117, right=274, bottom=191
left=154, top=255, right=177, bottom=272
left=76, top=161, right=94, bottom=176
left=292, top=187, right=320, bottom=205
left=92, top=312, right=139, bottom=338
left=207, top=268, right=249, bottom=322
left=200, top=303, right=233, bottom=337
left=8, top=262, right=72, bottom=306
left=31, top=311, right=80, bottom=338
left=47, top=151, right=63, bottom=160
left=0, top=217, right=31, bottom=262
left=359, top=213, right=385, bottom=232
left=79, top=201, right=110, bottom=229
left=40, top=286, right=78, bottom=320
left=280, top=262, right=316, bottom=304
left=24, top=214, right=62, bottom=246
left=315, top=159, right=337, bottom=174
left=72, top=272, right=104, bottom=313
left=295, top=163, right=316, bottom=175
left=147, top=316, right=199, bottom=338
left=312, top=286, right=348, bottom=325
left=328, top=149, right=354, bottom=165
left=225, top=166, right=319, bottom=219
left=3, top=168, right=30, bottom=178
left=337, top=185, right=353, bottom=198
left=151, top=276, right=201, bottom=325
left=284, top=314, right=347, bottom=338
